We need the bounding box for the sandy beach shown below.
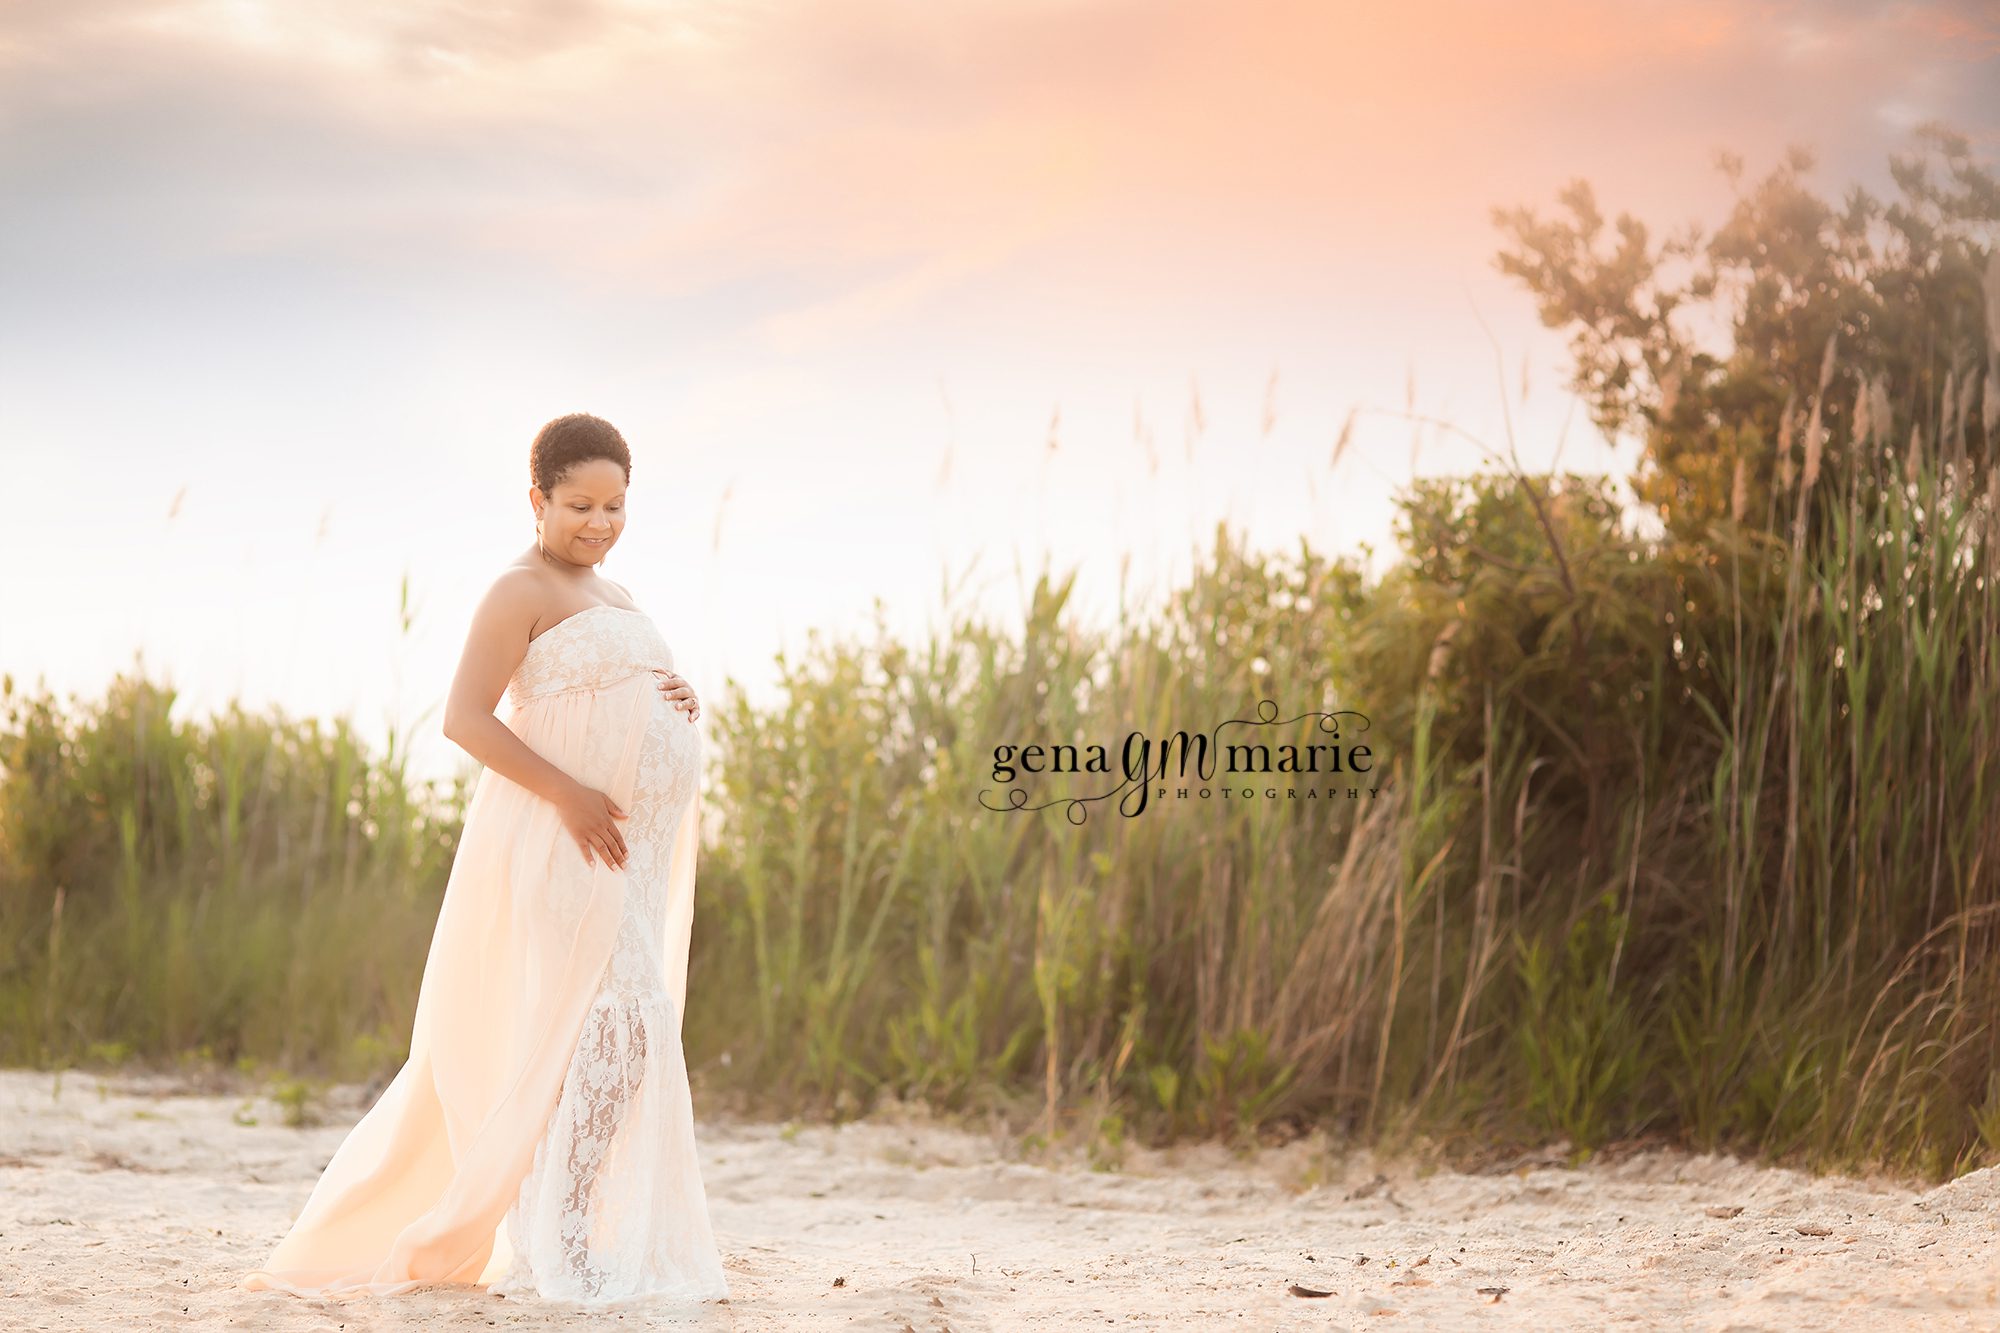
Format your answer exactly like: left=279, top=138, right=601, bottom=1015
left=1, top=1067, right=1995, bottom=1331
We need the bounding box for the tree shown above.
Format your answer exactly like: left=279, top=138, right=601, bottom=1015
left=1492, top=124, right=2000, bottom=547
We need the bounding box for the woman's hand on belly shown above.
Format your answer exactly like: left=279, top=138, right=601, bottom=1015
left=652, top=668, right=700, bottom=722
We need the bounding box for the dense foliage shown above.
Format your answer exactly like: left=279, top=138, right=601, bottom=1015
left=5, top=128, right=1999, bottom=1180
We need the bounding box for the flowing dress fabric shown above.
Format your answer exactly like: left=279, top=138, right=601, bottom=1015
left=240, top=606, right=729, bottom=1306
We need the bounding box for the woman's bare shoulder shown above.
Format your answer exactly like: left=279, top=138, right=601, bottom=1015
left=471, top=565, right=554, bottom=633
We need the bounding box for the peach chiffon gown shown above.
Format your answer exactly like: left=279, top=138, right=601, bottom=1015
left=240, top=604, right=730, bottom=1307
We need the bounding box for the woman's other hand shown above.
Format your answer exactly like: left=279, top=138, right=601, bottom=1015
left=556, top=780, right=630, bottom=868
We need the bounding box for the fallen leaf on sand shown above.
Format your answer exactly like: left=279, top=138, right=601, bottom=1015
left=1287, top=1283, right=1334, bottom=1298
left=1346, top=1173, right=1388, bottom=1200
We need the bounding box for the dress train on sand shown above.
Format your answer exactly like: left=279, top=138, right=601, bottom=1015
left=241, top=604, right=729, bottom=1307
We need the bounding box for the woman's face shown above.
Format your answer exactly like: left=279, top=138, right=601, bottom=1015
left=534, top=458, right=627, bottom=567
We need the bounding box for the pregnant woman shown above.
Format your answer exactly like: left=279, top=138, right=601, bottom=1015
left=240, top=413, right=731, bottom=1307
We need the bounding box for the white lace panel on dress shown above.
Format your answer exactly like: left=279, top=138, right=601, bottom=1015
left=492, top=605, right=728, bottom=1306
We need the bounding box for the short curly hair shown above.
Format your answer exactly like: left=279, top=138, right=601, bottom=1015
left=529, top=413, right=632, bottom=497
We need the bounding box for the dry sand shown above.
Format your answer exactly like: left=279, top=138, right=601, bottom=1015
left=2, top=1066, right=1996, bottom=1331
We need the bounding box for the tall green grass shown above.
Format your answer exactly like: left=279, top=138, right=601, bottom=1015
left=0, top=652, right=466, bottom=1081
left=6, top=304, right=2000, bottom=1184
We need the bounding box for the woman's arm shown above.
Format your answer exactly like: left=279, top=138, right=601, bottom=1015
left=440, top=572, right=583, bottom=805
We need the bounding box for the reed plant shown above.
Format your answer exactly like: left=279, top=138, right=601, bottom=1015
left=0, top=585, right=466, bottom=1081
left=4, top=407, right=1996, bottom=1176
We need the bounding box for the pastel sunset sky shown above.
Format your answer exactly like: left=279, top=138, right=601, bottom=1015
left=4, top=1, right=1996, bottom=783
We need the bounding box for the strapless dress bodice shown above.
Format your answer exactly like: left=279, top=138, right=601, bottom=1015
left=507, top=605, right=675, bottom=710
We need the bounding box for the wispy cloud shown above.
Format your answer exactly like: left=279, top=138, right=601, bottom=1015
left=1, top=0, right=1995, bottom=355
